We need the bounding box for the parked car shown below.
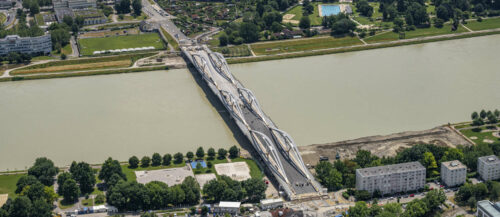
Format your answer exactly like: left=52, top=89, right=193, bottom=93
left=410, top=194, right=415, bottom=197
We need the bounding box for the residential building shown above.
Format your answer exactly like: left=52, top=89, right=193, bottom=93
left=53, top=0, right=96, bottom=9
left=0, top=0, right=12, bottom=9
left=260, top=198, right=284, bottom=210
left=0, top=34, right=52, bottom=56
left=441, top=160, right=467, bottom=187
left=355, top=162, right=426, bottom=195
left=478, top=155, right=500, bottom=181
left=213, top=201, right=240, bottom=215
left=477, top=200, right=500, bottom=217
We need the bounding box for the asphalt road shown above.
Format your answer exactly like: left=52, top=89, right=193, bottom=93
left=141, top=0, right=189, bottom=42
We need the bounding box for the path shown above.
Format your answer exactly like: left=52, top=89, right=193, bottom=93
left=69, top=36, right=80, bottom=58
left=461, top=23, right=473, bottom=32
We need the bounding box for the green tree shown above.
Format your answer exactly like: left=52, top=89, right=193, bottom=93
left=217, top=148, right=227, bottom=159
left=402, top=199, right=428, bottom=217
left=162, top=154, right=172, bottom=166
left=239, top=22, right=260, bottom=43
left=132, top=0, right=142, bottom=16
left=28, top=157, right=59, bottom=186
left=152, top=153, right=162, bottom=166
left=356, top=0, right=374, bottom=17
left=61, top=178, right=80, bottom=203
left=219, top=33, right=228, bottom=46
left=9, top=196, right=32, bottom=217
left=174, top=152, right=184, bottom=164
left=471, top=111, right=479, bottom=120
left=16, top=175, right=39, bottom=194
left=229, top=146, right=239, bottom=158
left=56, top=172, right=72, bottom=194
left=31, top=199, right=52, bottom=217
left=129, top=156, right=140, bottom=168
left=480, top=109, right=487, bottom=119
left=69, top=161, right=96, bottom=194
left=141, top=156, right=151, bottom=167
left=424, top=189, right=446, bottom=211
left=422, top=152, right=438, bottom=170
left=186, top=152, right=194, bottom=161
left=196, top=147, right=205, bottom=159
left=299, top=16, right=311, bottom=29
left=207, top=148, right=216, bottom=160
left=242, top=178, right=267, bottom=202
left=98, top=157, right=126, bottom=183
left=331, top=19, right=357, bottom=35
left=349, top=201, right=370, bottom=217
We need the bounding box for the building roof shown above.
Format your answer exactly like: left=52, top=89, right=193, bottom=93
left=218, top=201, right=241, bottom=208
left=356, top=162, right=425, bottom=177
left=441, top=160, right=466, bottom=170
left=478, top=200, right=500, bottom=216
left=261, top=198, right=284, bottom=205
left=479, top=155, right=500, bottom=165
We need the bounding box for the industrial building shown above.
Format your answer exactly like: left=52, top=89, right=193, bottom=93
left=477, top=200, right=500, bottom=217
left=440, top=160, right=467, bottom=187
left=0, top=34, right=52, bottom=56
left=478, top=155, right=500, bottom=181
left=355, top=162, right=426, bottom=195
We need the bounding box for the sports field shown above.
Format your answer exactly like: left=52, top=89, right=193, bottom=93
left=79, top=33, right=165, bottom=56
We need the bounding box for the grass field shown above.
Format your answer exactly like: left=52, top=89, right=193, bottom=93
left=80, top=28, right=139, bottom=38
left=283, top=3, right=324, bottom=26
left=79, top=33, right=165, bottom=56
left=0, top=174, right=24, bottom=198
left=459, top=126, right=500, bottom=146
left=364, top=24, right=468, bottom=43
left=160, top=27, right=179, bottom=51
left=251, top=36, right=363, bottom=55
left=0, top=13, right=6, bottom=24
left=192, top=157, right=229, bottom=175
left=231, top=158, right=263, bottom=179
left=465, top=17, right=500, bottom=31
left=212, top=45, right=252, bottom=57
left=35, top=13, right=44, bottom=26
left=121, top=162, right=186, bottom=182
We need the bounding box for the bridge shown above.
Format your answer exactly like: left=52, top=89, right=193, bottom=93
left=182, top=45, right=325, bottom=200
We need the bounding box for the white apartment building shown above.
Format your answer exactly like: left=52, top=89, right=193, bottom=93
left=441, top=160, right=467, bottom=187
left=478, top=155, right=500, bottom=181
left=356, top=162, right=426, bottom=195
left=477, top=200, right=500, bottom=217
left=0, top=34, right=52, bottom=56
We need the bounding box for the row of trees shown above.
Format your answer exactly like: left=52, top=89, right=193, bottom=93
left=455, top=181, right=500, bottom=208
left=347, top=189, right=446, bottom=217
left=315, top=143, right=500, bottom=194
left=115, top=0, right=142, bottom=16
left=55, top=161, right=97, bottom=203
left=128, top=146, right=239, bottom=168
left=203, top=176, right=266, bottom=203
left=471, top=109, right=499, bottom=125
left=322, top=13, right=358, bottom=35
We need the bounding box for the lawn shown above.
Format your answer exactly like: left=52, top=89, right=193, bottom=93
left=231, top=158, right=263, bottom=179
left=251, top=36, right=363, bottom=55
left=465, top=17, right=500, bottom=31
left=31, top=55, right=56, bottom=61
left=364, top=24, right=468, bottom=43
left=160, top=27, right=179, bottom=51
left=192, top=157, right=229, bottom=175
left=79, top=33, right=165, bottom=56
left=121, top=162, right=186, bottom=182
left=0, top=13, right=6, bottom=24
left=35, top=13, right=44, bottom=26
left=459, top=126, right=500, bottom=146
left=283, top=3, right=325, bottom=26
left=51, top=43, right=73, bottom=56
left=212, top=45, right=252, bottom=57
left=0, top=174, right=24, bottom=198
left=82, top=198, right=94, bottom=206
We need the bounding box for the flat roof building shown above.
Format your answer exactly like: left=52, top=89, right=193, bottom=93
left=478, top=155, right=500, bottom=181
left=213, top=201, right=241, bottom=215
left=0, top=0, right=12, bottom=9
left=356, top=162, right=426, bottom=195
left=260, top=198, right=284, bottom=210
left=0, top=34, right=52, bottom=56
left=441, top=160, right=467, bottom=187
left=477, top=200, right=500, bottom=217
left=53, top=0, right=96, bottom=9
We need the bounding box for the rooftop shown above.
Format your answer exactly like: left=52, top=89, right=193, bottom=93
left=479, top=155, right=500, bottom=164
left=441, top=160, right=466, bottom=170
left=261, top=198, right=284, bottom=205
left=218, top=201, right=241, bottom=208
left=357, top=161, right=425, bottom=177
left=478, top=200, right=500, bottom=216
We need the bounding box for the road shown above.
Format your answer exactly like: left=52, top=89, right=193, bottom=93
left=69, top=36, right=79, bottom=58
left=141, top=0, right=189, bottom=42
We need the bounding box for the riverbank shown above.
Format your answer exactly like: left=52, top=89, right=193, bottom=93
left=226, top=27, right=500, bottom=64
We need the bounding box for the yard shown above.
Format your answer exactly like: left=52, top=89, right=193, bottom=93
left=78, top=33, right=165, bottom=56
left=364, top=24, right=468, bottom=43
left=464, top=17, right=500, bottom=31
left=231, top=158, right=263, bottom=179
left=192, top=157, right=229, bottom=175
left=0, top=174, right=24, bottom=198
left=459, top=126, right=500, bottom=146
left=0, top=13, right=5, bottom=24
left=121, top=161, right=187, bottom=182
left=250, top=36, right=363, bottom=55
left=283, top=2, right=326, bottom=26
left=212, top=45, right=252, bottom=57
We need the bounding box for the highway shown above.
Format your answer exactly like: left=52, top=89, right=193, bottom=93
left=182, top=45, right=325, bottom=200
left=141, top=0, right=188, bottom=42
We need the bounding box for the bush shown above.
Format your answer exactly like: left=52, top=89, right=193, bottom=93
left=95, top=194, right=106, bottom=204
left=477, top=17, right=483, bottom=22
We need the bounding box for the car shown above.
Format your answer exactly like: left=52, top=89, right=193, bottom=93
left=410, top=194, right=415, bottom=197
left=440, top=185, right=444, bottom=188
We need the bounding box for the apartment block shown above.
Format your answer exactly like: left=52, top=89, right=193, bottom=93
left=478, top=155, right=500, bottom=181
left=0, top=34, right=52, bottom=56
left=441, top=160, right=467, bottom=187
left=356, top=162, right=426, bottom=195
left=53, top=0, right=96, bottom=9
left=477, top=200, right=500, bottom=217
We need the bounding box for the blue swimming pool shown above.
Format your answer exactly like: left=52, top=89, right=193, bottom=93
left=190, top=160, right=207, bottom=168
left=321, top=5, right=341, bottom=16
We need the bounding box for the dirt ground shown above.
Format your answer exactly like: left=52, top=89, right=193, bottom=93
left=298, top=126, right=471, bottom=166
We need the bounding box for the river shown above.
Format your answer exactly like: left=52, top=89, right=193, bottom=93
left=0, top=35, right=499, bottom=171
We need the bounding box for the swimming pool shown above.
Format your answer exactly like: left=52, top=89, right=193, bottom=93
left=320, top=5, right=341, bottom=16
left=190, top=160, right=207, bottom=168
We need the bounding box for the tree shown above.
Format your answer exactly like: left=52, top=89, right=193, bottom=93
left=63, top=16, right=73, bottom=26
left=16, top=175, right=39, bottom=194
left=60, top=53, right=67, bottom=60
left=95, top=194, right=106, bottom=204
left=302, top=0, right=314, bottom=15
left=219, top=33, right=228, bottom=46
left=99, top=157, right=126, bottom=183
left=56, top=172, right=72, bottom=194
left=74, top=16, right=84, bottom=28
left=242, top=178, right=267, bottom=202
left=174, top=152, right=184, bottom=164
left=422, top=152, right=438, bottom=170
left=239, top=22, right=260, bottom=43
left=402, top=199, right=428, bottom=217
left=436, top=5, right=450, bottom=20
left=31, top=199, right=52, bottom=217
left=299, top=16, right=311, bottom=29
left=61, top=178, right=80, bottom=203
left=186, top=152, right=194, bottom=161
left=162, top=154, right=172, bottom=166
left=69, top=161, right=96, bottom=194
left=354, top=150, right=378, bottom=168
left=28, top=157, right=59, bottom=186
left=424, top=189, right=446, bottom=211
left=229, top=146, right=239, bottom=158
left=129, top=156, right=139, bottom=168
left=218, top=148, right=227, bottom=159
left=29, top=2, right=39, bottom=15
left=331, top=19, right=357, bottom=35
left=355, top=190, right=371, bottom=201
left=196, top=147, right=205, bottom=159
left=207, top=148, right=216, bottom=160
left=356, top=0, right=374, bottom=17
left=480, top=109, right=487, bottom=119
left=115, top=0, right=131, bottom=14
left=349, top=201, right=370, bottom=217
left=8, top=196, right=32, bottom=217
left=132, top=0, right=142, bottom=16
left=152, top=153, right=162, bottom=166
left=440, top=148, right=464, bottom=163
left=434, top=18, right=444, bottom=28
left=141, top=156, right=151, bottom=167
